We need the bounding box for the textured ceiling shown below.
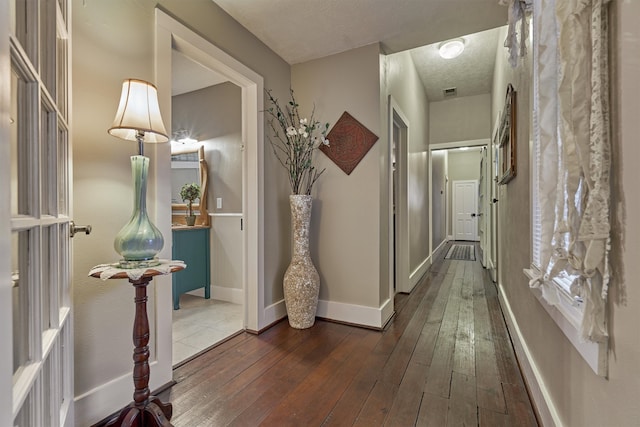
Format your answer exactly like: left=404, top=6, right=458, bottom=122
left=173, top=1, right=509, bottom=102
left=409, top=27, right=502, bottom=101
left=211, top=0, right=507, bottom=65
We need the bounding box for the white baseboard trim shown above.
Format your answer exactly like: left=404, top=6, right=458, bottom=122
left=187, top=285, right=244, bottom=305
left=261, top=297, right=394, bottom=331
left=409, top=256, right=431, bottom=291
left=74, top=361, right=164, bottom=426
left=433, top=239, right=448, bottom=257
left=497, top=284, right=560, bottom=427
left=447, top=234, right=454, bottom=241
left=317, top=298, right=391, bottom=329
left=263, top=299, right=287, bottom=329
left=212, top=285, right=244, bottom=305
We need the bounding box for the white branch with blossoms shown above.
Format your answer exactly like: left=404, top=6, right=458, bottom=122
left=265, top=89, right=330, bottom=195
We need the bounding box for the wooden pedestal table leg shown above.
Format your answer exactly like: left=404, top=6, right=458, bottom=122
left=107, top=275, right=173, bottom=427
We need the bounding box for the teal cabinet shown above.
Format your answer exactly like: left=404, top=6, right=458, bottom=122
left=172, top=227, right=211, bottom=310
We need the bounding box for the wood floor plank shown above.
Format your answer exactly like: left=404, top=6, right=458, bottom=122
left=176, top=322, right=348, bottom=426
left=168, top=324, right=308, bottom=423
left=410, top=322, right=440, bottom=368
left=416, top=393, right=449, bottom=427
left=453, top=262, right=476, bottom=376
left=473, top=262, right=506, bottom=414
left=425, top=262, right=457, bottom=324
left=503, top=383, right=539, bottom=426
left=383, top=360, right=429, bottom=427
left=142, top=241, right=540, bottom=427
left=380, top=266, right=445, bottom=386
left=447, top=372, right=478, bottom=427
left=352, top=380, right=399, bottom=427
left=324, top=271, right=442, bottom=427
left=484, top=278, right=526, bottom=386
left=225, top=323, right=352, bottom=426
left=262, top=329, right=382, bottom=426
left=479, top=407, right=511, bottom=427
left=167, top=322, right=305, bottom=411
left=424, top=261, right=464, bottom=397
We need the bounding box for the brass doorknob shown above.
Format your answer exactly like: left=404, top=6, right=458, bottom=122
left=70, top=221, right=92, bottom=238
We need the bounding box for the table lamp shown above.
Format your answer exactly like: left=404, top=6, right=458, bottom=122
left=108, top=79, right=169, bottom=268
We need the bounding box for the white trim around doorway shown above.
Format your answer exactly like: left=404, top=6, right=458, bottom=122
left=155, top=10, right=265, bottom=333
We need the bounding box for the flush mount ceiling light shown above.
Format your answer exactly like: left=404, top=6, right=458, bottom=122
left=438, top=38, right=465, bottom=59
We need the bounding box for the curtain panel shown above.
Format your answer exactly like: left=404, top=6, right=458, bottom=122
left=529, top=0, right=611, bottom=343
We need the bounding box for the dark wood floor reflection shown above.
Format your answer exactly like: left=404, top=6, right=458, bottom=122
left=159, top=243, right=538, bottom=426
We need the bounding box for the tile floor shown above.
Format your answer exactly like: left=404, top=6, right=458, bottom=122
left=172, top=294, right=243, bottom=365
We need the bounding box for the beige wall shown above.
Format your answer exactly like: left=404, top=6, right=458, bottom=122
left=385, top=50, right=431, bottom=282
left=430, top=93, right=492, bottom=144
left=172, top=83, right=243, bottom=214
left=431, top=150, right=447, bottom=248
left=291, top=44, right=383, bottom=307
left=493, top=3, right=640, bottom=425
left=72, top=0, right=290, bottom=423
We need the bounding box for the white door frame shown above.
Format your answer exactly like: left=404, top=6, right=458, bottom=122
left=388, top=96, right=410, bottom=294
left=428, top=140, right=488, bottom=254
left=156, top=10, right=264, bottom=331
left=0, top=0, right=14, bottom=424
left=155, top=8, right=264, bottom=349
left=452, top=179, right=479, bottom=241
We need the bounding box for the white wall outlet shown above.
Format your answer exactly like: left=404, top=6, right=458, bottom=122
left=216, top=197, right=223, bottom=209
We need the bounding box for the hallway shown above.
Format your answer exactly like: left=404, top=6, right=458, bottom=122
left=158, top=243, right=538, bottom=426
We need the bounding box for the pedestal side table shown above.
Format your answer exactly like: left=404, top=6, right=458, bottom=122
left=89, top=260, right=185, bottom=427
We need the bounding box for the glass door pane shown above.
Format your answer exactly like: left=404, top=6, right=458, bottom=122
left=57, top=125, right=68, bottom=215
left=12, top=0, right=38, bottom=68
left=40, top=0, right=56, bottom=99
left=42, top=99, right=57, bottom=215
left=11, top=64, right=37, bottom=217
left=12, top=230, right=32, bottom=376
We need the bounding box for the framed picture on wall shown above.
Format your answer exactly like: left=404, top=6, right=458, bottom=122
left=497, top=84, right=517, bottom=185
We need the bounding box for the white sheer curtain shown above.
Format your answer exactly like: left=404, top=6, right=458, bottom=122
left=529, top=0, right=611, bottom=343
left=500, top=0, right=533, bottom=67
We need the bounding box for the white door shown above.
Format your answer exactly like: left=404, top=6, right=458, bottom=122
left=453, top=180, right=478, bottom=241
left=4, top=1, right=74, bottom=426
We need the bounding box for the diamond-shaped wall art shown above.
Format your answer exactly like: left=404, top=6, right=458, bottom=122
left=320, top=111, right=378, bottom=175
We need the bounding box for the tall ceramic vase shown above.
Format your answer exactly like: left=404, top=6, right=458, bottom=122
left=113, top=155, right=164, bottom=268
left=283, top=195, right=320, bottom=329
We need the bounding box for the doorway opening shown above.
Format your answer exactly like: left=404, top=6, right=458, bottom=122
left=388, top=96, right=410, bottom=296
left=156, top=10, right=265, bottom=368
left=170, top=49, right=245, bottom=365
left=429, top=142, right=488, bottom=263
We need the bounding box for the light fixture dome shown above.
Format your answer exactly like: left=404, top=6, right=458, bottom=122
left=438, top=38, right=465, bottom=59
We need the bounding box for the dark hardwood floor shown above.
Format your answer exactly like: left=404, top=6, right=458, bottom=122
left=158, top=243, right=538, bottom=426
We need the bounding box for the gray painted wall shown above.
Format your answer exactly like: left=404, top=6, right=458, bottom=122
left=72, top=0, right=290, bottom=423
left=431, top=150, right=447, bottom=248
left=430, top=93, right=491, bottom=144
left=489, top=5, right=640, bottom=424
left=172, top=83, right=243, bottom=214
left=292, top=44, right=383, bottom=307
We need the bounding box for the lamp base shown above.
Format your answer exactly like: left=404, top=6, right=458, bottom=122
left=114, top=155, right=165, bottom=266
left=117, top=257, right=161, bottom=269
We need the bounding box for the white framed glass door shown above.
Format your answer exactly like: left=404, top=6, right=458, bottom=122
left=6, top=0, right=73, bottom=425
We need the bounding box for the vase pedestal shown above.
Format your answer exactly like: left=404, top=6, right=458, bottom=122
left=283, top=195, right=319, bottom=329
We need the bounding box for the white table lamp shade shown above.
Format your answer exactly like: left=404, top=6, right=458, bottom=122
left=108, top=79, right=169, bottom=143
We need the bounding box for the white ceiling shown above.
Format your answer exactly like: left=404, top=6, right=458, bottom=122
left=409, top=27, right=502, bottom=101
left=173, top=1, right=509, bottom=102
